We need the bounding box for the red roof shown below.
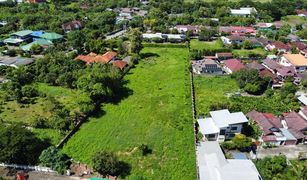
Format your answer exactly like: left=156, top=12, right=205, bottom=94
left=75, top=51, right=117, bottom=64
left=289, top=42, right=307, bottom=50
left=262, top=135, right=277, bottom=142
left=272, top=41, right=291, bottom=51
left=112, top=60, right=128, bottom=70
left=296, top=10, right=307, bottom=16
left=224, top=59, right=245, bottom=72
left=247, top=110, right=282, bottom=136
left=283, top=112, right=307, bottom=139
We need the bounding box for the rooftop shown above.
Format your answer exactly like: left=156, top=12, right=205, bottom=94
left=283, top=54, right=307, bottom=66
left=12, top=30, right=33, bottom=37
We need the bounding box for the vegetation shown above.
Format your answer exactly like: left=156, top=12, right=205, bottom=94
left=221, top=134, right=253, bottom=151
left=39, top=146, right=71, bottom=174
left=0, top=124, right=48, bottom=165
left=63, top=46, right=196, bottom=179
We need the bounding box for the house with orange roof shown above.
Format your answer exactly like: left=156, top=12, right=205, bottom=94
left=75, top=51, right=117, bottom=65
left=112, top=60, right=128, bottom=70
left=279, top=54, right=307, bottom=72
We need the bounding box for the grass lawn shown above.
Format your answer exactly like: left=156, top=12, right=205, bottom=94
left=232, top=48, right=267, bottom=58
left=32, top=128, right=64, bottom=145
left=63, top=46, right=196, bottom=179
left=190, top=39, right=224, bottom=51
left=282, top=15, right=307, bottom=26
left=194, top=75, right=239, bottom=115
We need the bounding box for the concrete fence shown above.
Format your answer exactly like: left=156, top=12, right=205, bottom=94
left=0, top=163, right=55, bottom=173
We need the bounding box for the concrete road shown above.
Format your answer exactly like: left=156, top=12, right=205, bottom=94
left=105, top=29, right=127, bottom=40
left=257, top=145, right=307, bottom=159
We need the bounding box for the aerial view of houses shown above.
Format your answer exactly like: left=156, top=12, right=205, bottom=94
left=0, top=0, right=307, bottom=180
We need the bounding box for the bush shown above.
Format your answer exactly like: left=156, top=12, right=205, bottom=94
left=92, top=151, right=121, bottom=176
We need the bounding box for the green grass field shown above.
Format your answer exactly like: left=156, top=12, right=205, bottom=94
left=190, top=39, right=224, bottom=51
left=63, top=46, right=196, bottom=179
left=194, top=75, right=239, bottom=115
left=233, top=48, right=267, bottom=58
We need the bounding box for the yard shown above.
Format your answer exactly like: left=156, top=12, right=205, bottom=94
left=194, top=75, right=239, bottom=115
left=0, top=83, right=86, bottom=145
left=232, top=48, right=267, bottom=58
left=190, top=39, right=224, bottom=51
left=62, top=46, right=196, bottom=179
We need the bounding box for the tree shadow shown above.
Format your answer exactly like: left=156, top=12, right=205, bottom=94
left=117, top=161, right=132, bottom=178
left=140, top=52, right=160, bottom=59
left=107, top=80, right=134, bottom=105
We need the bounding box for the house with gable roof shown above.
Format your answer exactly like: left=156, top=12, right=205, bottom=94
left=223, top=59, right=245, bottom=74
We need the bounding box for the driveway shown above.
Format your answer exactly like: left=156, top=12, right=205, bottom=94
left=257, top=145, right=307, bottom=159
left=105, top=29, right=127, bottom=40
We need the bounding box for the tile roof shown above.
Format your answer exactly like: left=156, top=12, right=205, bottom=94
left=39, top=32, right=63, bottom=40
left=224, top=59, right=245, bottom=72
left=62, top=20, right=82, bottom=31
left=112, top=60, right=128, bottom=70
left=283, top=112, right=307, bottom=139
left=246, top=61, right=265, bottom=71
left=272, top=41, right=291, bottom=50
left=283, top=54, right=307, bottom=66
left=290, top=42, right=307, bottom=50
left=12, top=30, right=33, bottom=37
left=75, top=51, right=117, bottom=64
left=216, top=52, right=233, bottom=57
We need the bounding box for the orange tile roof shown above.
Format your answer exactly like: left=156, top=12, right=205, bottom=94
left=112, top=60, right=128, bottom=70
left=75, top=51, right=117, bottom=64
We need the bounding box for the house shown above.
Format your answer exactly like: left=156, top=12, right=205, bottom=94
left=0, top=21, right=7, bottom=27
left=0, top=56, right=34, bottom=68
left=296, top=10, right=307, bottom=17
left=219, top=26, right=256, bottom=36
left=75, top=51, right=117, bottom=64
left=174, top=25, right=201, bottom=34
left=246, top=61, right=266, bottom=71
left=298, top=95, right=307, bottom=106
left=299, top=106, right=307, bottom=120
left=255, top=37, right=271, bottom=47
left=265, top=41, right=291, bottom=53
left=282, top=112, right=307, bottom=144
left=286, top=34, right=300, bottom=42
left=246, top=110, right=297, bottom=145
left=122, top=56, right=132, bottom=64
left=27, top=0, right=46, bottom=3
left=142, top=33, right=164, bottom=40
left=223, top=59, right=245, bottom=74
left=301, top=49, right=307, bottom=58
left=230, top=7, right=257, bottom=17
left=197, top=141, right=261, bottom=180
left=112, top=60, right=128, bottom=70
left=164, top=34, right=186, bottom=42
left=62, top=20, right=82, bottom=33
left=221, top=35, right=245, bottom=45
left=3, top=30, right=33, bottom=45
left=255, top=23, right=274, bottom=30
left=20, top=38, right=53, bottom=52
left=262, top=59, right=301, bottom=85
left=215, top=52, right=233, bottom=60
left=279, top=54, right=307, bottom=72
left=30, top=30, right=45, bottom=40
left=38, top=32, right=63, bottom=42
left=197, top=109, right=248, bottom=141
left=289, top=42, right=307, bottom=52
left=192, top=59, right=223, bottom=75
left=142, top=33, right=186, bottom=42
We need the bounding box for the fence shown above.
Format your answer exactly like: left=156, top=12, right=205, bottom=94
left=0, top=163, right=55, bottom=173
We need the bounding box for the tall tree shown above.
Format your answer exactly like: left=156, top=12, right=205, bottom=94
left=129, top=28, right=143, bottom=55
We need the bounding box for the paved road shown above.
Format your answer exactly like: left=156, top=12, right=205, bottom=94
left=257, top=145, right=307, bottom=159
left=105, top=29, right=127, bottom=40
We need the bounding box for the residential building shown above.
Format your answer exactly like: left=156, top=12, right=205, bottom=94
left=279, top=54, right=307, bottom=71
left=296, top=10, right=307, bottom=17
left=38, top=32, right=63, bottom=42
left=265, top=41, right=291, bottom=53
left=286, top=34, right=300, bottom=42
left=62, top=20, right=82, bottom=33
left=3, top=30, right=33, bottom=45
left=221, top=35, right=245, bottom=45
left=219, top=26, right=256, bottom=36
left=301, top=49, right=307, bottom=58
left=75, top=51, right=117, bottom=64
left=0, top=21, right=7, bottom=27
left=20, top=39, right=53, bottom=52
left=246, top=110, right=297, bottom=145
left=246, top=61, right=266, bottom=71
left=289, top=42, right=307, bottom=52
left=192, top=59, right=223, bottom=75
left=282, top=112, right=307, bottom=144
left=27, top=0, right=46, bottom=3
left=142, top=33, right=186, bottom=42
left=230, top=7, right=257, bottom=17
left=298, top=95, right=307, bottom=106
left=255, top=23, right=274, bottom=30
left=0, top=56, right=34, bottom=68
left=174, top=25, right=201, bottom=34
left=112, top=60, right=128, bottom=70
left=197, top=141, right=261, bottom=180
left=215, top=52, right=233, bottom=60
left=223, top=59, right=245, bottom=74
left=197, top=109, right=248, bottom=141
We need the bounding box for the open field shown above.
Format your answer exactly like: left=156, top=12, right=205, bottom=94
left=194, top=76, right=239, bottom=115
left=185, top=0, right=271, bottom=2
left=63, top=46, right=196, bottom=179
left=233, top=48, right=267, bottom=58
left=190, top=39, right=224, bottom=51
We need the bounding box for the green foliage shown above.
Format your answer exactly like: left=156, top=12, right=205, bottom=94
left=0, top=124, right=47, bottom=165
left=255, top=155, right=288, bottom=180
left=297, top=28, right=307, bottom=40
left=129, top=28, right=143, bottom=55
left=221, top=134, right=252, bottom=150
left=92, top=151, right=121, bottom=176
left=39, top=146, right=71, bottom=174
left=67, top=30, right=86, bottom=53
left=30, top=44, right=43, bottom=54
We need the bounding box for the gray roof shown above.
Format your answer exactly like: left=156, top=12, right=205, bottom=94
left=0, top=56, right=34, bottom=67
left=298, top=95, right=307, bottom=105
left=197, top=141, right=261, bottom=180
left=280, top=128, right=297, bottom=141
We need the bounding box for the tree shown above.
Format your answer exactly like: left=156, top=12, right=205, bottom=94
left=67, top=30, right=86, bottom=53
left=92, top=151, right=120, bottom=175
left=129, top=28, right=143, bottom=55
left=255, top=155, right=288, bottom=180
left=0, top=124, right=46, bottom=165
left=242, top=40, right=252, bottom=49
left=30, top=44, right=43, bottom=54
left=39, top=146, right=71, bottom=174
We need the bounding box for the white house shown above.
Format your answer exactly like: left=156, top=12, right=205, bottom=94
left=197, top=141, right=261, bottom=180
left=279, top=54, right=307, bottom=72
left=230, top=7, right=257, bottom=17
left=197, top=109, right=248, bottom=141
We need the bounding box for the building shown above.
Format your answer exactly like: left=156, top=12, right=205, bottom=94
left=197, top=141, right=261, bottom=180
left=142, top=33, right=186, bottom=42
left=197, top=109, right=248, bottom=141
left=192, top=59, right=223, bottom=75
left=27, top=0, right=46, bottom=3
left=112, top=60, right=128, bottom=70
left=221, top=35, right=245, bottom=45
left=296, top=10, right=307, bottom=17
left=3, top=30, right=33, bottom=45
left=174, top=25, right=201, bottom=34
left=265, top=41, right=291, bottom=53
left=223, top=59, right=245, bottom=74
left=75, top=51, right=117, bottom=64
left=0, top=56, right=34, bottom=68
left=230, top=7, right=257, bottom=17
left=279, top=54, right=307, bottom=72
left=38, top=32, right=63, bottom=42
left=62, top=20, right=83, bottom=33
left=247, top=110, right=297, bottom=145
left=215, top=52, right=233, bottom=60
left=219, top=26, right=256, bottom=36
left=0, top=21, right=7, bottom=27
left=282, top=112, right=307, bottom=144
left=20, top=38, right=53, bottom=52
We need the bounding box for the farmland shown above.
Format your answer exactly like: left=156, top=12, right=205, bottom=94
left=63, top=46, right=196, bottom=179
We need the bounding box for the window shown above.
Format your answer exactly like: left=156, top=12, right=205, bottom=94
left=227, top=133, right=235, bottom=138
left=220, top=129, right=226, bottom=135
left=231, top=126, right=238, bottom=131
left=208, top=134, right=216, bottom=138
